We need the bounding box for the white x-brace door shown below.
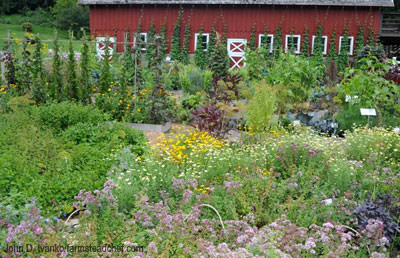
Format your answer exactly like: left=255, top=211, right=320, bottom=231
left=227, top=38, right=247, bottom=69
left=96, top=37, right=116, bottom=60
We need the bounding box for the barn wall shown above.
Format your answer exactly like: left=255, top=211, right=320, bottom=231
left=89, top=4, right=381, bottom=53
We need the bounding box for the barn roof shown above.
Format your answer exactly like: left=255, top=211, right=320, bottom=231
left=78, top=0, right=394, bottom=7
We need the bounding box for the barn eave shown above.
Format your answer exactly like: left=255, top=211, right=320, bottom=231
left=78, top=0, right=394, bottom=7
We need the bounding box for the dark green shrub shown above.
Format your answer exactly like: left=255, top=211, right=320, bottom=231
left=62, top=121, right=147, bottom=156
left=21, top=22, right=33, bottom=32
left=0, top=103, right=147, bottom=216
left=178, top=64, right=213, bottom=94
left=335, top=104, right=374, bottom=131
left=0, top=110, right=108, bottom=215
left=356, top=44, right=386, bottom=61
left=35, top=102, right=110, bottom=133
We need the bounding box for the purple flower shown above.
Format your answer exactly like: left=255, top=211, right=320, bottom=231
left=147, top=242, right=158, bottom=254
left=236, top=234, right=248, bottom=244
left=61, top=249, right=68, bottom=258
left=182, top=189, right=193, bottom=204
left=33, top=225, right=43, bottom=235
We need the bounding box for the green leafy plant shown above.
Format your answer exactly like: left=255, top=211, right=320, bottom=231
left=245, top=81, right=277, bottom=132
left=338, top=57, right=400, bottom=125
left=264, top=53, right=325, bottom=112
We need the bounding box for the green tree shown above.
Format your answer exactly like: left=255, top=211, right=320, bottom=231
left=327, top=30, right=338, bottom=64
left=134, top=21, right=143, bottom=63
left=209, top=40, right=229, bottom=77
left=301, top=28, right=310, bottom=57
left=287, top=29, right=296, bottom=54
left=249, top=23, right=257, bottom=50
left=146, top=22, right=157, bottom=66
left=273, top=25, right=282, bottom=58
left=66, top=33, right=79, bottom=101
left=355, top=26, right=365, bottom=54
left=17, top=35, right=32, bottom=95
left=80, top=30, right=91, bottom=104
left=99, top=37, right=113, bottom=93
left=51, top=31, right=63, bottom=101
left=194, top=28, right=207, bottom=69
left=160, top=22, right=168, bottom=61
left=4, top=52, right=16, bottom=86
left=207, top=25, right=217, bottom=66
left=181, top=24, right=191, bottom=64
left=368, top=26, right=375, bottom=46
left=261, top=27, right=271, bottom=59
left=53, top=0, right=89, bottom=35
left=31, top=35, right=47, bottom=103
left=121, top=30, right=134, bottom=92
left=338, top=26, right=350, bottom=72
left=1, top=0, right=54, bottom=14
left=313, top=25, right=324, bottom=63
left=133, top=21, right=145, bottom=89
left=31, top=35, right=44, bottom=81
left=170, top=11, right=183, bottom=61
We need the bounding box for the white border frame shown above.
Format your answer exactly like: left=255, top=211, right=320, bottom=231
left=134, top=32, right=148, bottom=51
left=285, top=34, right=301, bottom=54
left=194, top=33, right=210, bottom=51
left=258, top=34, right=274, bottom=53
left=339, top=36, right=354, bottom=55
left=312, top=35, right=328, bottom=55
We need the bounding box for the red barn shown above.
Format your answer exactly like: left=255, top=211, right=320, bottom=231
left=79, top=0, right=394, bottom=67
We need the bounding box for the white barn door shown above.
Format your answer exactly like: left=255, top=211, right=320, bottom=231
left=96, top=37, right=116, bottom=60
left=227, top=38, right=247, bottom=69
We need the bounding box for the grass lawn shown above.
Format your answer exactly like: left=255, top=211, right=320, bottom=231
left=0, top=23, right=83, bottom=51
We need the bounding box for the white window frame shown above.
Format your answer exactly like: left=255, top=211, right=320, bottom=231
left=285, top=34, right=301, bottom=54
left=338, top=36, right=354, bottom=55
left=258, top=34, right=274, bottom=53
left=134, top=32, right=147, bottom=51
left=194, top=33, right=210, bottom=51
left=312, top=35, right=328, bottom=55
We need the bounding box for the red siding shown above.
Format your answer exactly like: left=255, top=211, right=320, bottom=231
left=89, top=4, right=381, bottom=53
